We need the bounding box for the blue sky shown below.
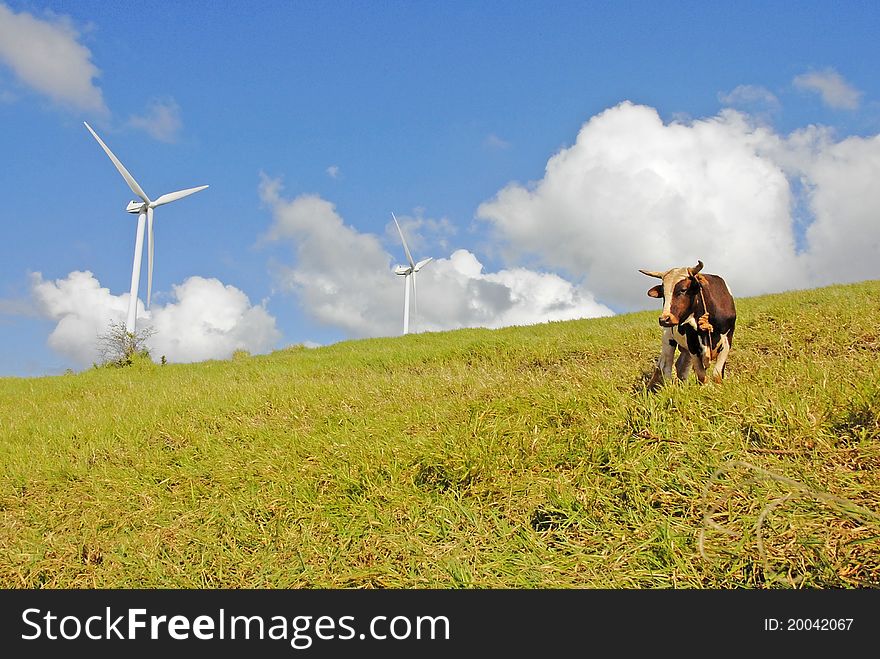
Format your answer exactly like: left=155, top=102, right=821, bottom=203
left=1, top=1, right=879, bottom=377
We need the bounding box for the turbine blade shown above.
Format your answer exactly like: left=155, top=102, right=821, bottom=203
left=415, top=256, right=433, bottom=271
left=391, top=212, right=416, bottom=269
left=147, top=208, right=154, bottom=308
left=83, top=122, right=150, bottom=204
left=151, top=185, right=209, bottom=208
left=412, top=270, right=418, bottom=322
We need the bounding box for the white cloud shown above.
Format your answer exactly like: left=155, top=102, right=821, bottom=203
left=146, top=277, right=280, bottom=362
left=789, top=130, right=880, bottom=282
left=260, top=178, right=396, bottom=336
left=128, top=97, right=183, bottom=143
left=793, top=68, right=862, bottom=110
left=30, top=271, right=280, bottom=366
left=485, top=133, right=512, bottom=150
left=414, top=250, right=612, bottom=332
left=326, top=165, right=340, bottom=179
left=30, top=270, right=131, bottom=364
left=0, top=3, right=107, bottom=114
left=259, top=178, right=611, bottom=337
left=478, top=102, right=802, bottom=309
left=718, top=84, right=780, bottom=115
left=477, top=101, right=880, bottom=310
left=387, top=212, right=457, bottom=254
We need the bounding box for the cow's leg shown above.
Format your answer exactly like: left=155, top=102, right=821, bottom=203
left=649, top=329, right=677, bottom=389
left=699, top=336, right=711, bottom=370
left=675, top=349, right=692, bottom=381
left=680, top=321, right=709, bottom=383
left=711, top=333, right=732, bottom=383
left=691, top=351, right=708, bottom=384
left=647, top=365, right=663, bottom=390
left=659, top=330, right=676, bottom=380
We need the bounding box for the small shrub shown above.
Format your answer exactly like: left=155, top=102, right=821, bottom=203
left=96, top=320, right=156, bottom=368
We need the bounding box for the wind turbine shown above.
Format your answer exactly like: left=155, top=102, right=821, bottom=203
left=391, top=212, right=433, bottom=334
left=84, top=122, right=208, bottom=333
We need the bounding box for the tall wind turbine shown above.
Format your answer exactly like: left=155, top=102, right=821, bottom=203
left=84, top=122, right=208, bottom=333
left=391, top=212, right=433, bottom=334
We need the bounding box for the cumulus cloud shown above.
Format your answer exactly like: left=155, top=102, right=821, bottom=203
left=786, top=129, right=880, bottom=282
left=259, top=177, right=610, bottom=337
left=793, top=68, right=862, bottom=110
left=718, top=84, right=780, bottom=116
left=260, top=179, right=395, bottom=336
left=387, top=212, right=457, bottom=254
left=476, top=101, right=880, bottom=311
left=478, top=102, right=801, bottom=308
left=147, top=277, right=280, bottom=362
left=128, top=97, right=183, bottom=143
left=0, top=3, right=107, bottom=114
left=412, top=250, right=612, bottom=332
left=31, top=270, right=130, bottom=363
left=326, top=165, right=340, bottom=179
left=30, top=271, right=280, bottom=366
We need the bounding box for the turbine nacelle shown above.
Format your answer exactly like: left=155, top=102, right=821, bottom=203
left=126, top=200, right=147, bottom=214
left=394, top=264, right=413, bottom=276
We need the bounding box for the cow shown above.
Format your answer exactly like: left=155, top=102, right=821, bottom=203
left=638, top=260, right=736, bottom=388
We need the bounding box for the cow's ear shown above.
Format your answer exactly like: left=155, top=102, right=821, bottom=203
left=647, top=285, right=663, bottom=298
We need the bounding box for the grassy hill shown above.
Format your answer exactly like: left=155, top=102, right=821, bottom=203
left=1, top=281, right=878, bottom=588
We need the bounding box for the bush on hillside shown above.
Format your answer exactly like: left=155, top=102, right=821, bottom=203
left=96, top=320, right=156, bottom=368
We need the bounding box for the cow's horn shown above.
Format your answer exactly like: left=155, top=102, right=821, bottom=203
left=687, top=260, right=704, bottom=277
left=638, top=268, right=664, bottom=279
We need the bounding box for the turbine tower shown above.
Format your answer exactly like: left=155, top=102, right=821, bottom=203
left=84, top=122, right=208, bottom=333
left=391, top=212, right=433, bottom=334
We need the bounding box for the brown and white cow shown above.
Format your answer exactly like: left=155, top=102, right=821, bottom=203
left=639, top=260, right=736, bottom=387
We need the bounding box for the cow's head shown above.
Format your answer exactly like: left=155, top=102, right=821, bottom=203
left=639, top=260, right=703, bottom=327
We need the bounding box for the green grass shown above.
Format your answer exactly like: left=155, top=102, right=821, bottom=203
left=1, top=281, right=879, bottom=588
